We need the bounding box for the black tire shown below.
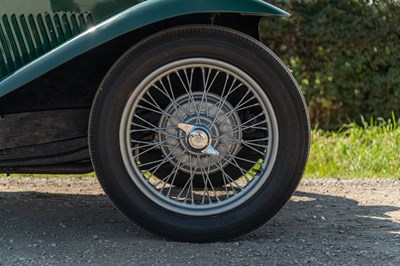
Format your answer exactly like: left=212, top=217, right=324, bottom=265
left=89, top=25, right=310, bottom=242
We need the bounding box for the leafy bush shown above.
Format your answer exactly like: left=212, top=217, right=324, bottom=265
left=260, top=0, right=400, bottom=129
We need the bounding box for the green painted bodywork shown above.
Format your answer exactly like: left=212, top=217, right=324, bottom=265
left=0, top=0, right=289, bottom=97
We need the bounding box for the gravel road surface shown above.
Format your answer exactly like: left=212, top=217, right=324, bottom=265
left=0, top=177, right=399, bottom=265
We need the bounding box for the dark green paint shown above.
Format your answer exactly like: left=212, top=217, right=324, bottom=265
left=0, top=0, right=289, bottom=97
left=1, top=0, right=144, bottom=23
left=0, top=12, right=94, bottom=79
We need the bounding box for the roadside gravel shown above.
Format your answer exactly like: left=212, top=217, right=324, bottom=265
left=0, top=177, right=399, bottom=265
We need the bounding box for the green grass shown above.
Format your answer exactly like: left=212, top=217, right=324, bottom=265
left=305, top=114, right=400, bottom=178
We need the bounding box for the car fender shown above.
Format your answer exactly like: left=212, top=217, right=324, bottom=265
left=0, top=0, right=289, bottom=97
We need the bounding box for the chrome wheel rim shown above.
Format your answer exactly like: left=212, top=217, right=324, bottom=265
left=119, top=58, right=279, bottom=216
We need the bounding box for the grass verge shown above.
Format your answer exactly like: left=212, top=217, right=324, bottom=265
left=305, top=114, right=400, bottom=178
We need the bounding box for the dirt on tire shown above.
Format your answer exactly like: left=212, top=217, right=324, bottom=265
left=0, top=177, right=399, bottom=265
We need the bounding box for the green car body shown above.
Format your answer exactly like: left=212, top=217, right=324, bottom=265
left=0, top=0, right=288, bottom=97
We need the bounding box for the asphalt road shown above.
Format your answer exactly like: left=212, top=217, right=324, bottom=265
left=0, top=177, right=399, bottom=265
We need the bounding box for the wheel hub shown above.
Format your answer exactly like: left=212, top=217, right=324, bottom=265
left=159, top=92, right=242, bottom=174
left=187, top=128, right=210, bottom=151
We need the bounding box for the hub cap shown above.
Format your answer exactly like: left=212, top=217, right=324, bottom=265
left=189, top=129, right=209, bottom=149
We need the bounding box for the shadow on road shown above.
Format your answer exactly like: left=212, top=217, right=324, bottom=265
left=0, top=189, right=399, bottom=264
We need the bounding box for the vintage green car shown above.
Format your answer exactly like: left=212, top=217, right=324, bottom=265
left=0, top=0, right=310, bottom=242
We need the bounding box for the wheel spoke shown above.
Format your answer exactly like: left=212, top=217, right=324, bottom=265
left=234, top=102, right=261, bottom=113
left=215, top=115, right=266, bottom=140
left=144, top=91, right=183, bottom=122
left=137, top=148, right=182, bottom=168
left=175, top=155, right=201, bottom=202
left=137, top=104, right=180, bottom=124
left=165, top=161, right=190, bottom=196
left=131, top=122, right=177, bottom=139
left=197, top=155, right=219, bottom=203
left=131, top=125, right=177, bottom=133
left=207, top=156, right=244, bottom=190
left=133, top=114, right=177, bottom=137
left=218, top=155, right=252, bottom=184
left=155, top=157, right=185, bottom=189
left=131, top=136, right=181, bottom=148
left=209, top=77, right=243, bottom=129
left=144, top=144, right=181, bottom=175
left=218, top=152, right=261, bottom=165
left=218, top=93, right=257, bottom=128
left=176, top=69, right=199, bottom=118
left=198, top=68, right=220, bottom=122
left=132, top=141, right=176, bottom=159
left=153, top=81, right=191, bottom=119
left=222, top=137, right=269, bottom=150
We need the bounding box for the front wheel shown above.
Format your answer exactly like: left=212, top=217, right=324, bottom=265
left=89, top=25, right=310, bottom=242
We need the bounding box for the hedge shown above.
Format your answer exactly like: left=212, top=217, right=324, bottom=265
left=260, top=0, right=400, bottom=129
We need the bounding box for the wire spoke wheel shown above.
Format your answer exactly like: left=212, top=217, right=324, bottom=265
left=119, top=58, right=278, bottom=216
left=90, top=25, right=310, bottom=242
